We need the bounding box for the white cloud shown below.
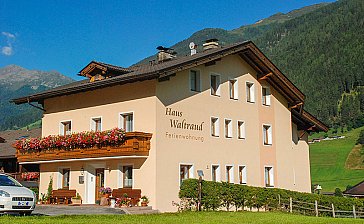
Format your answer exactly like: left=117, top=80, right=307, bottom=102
left=1, top=31, right=16, bottom=56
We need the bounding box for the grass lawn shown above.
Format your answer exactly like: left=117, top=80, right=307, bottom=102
left=310, top=126, right=364, bottom=192
left=0, top=212, right=363, bottom=224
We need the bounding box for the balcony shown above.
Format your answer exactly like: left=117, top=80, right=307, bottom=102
left=15, top=131, right=152, bottom=163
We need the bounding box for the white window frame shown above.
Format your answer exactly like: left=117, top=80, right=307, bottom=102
left=119, top=111, right=134, bottom=132
left=179, top=163, right=194, bottom=186
left=237, top=120, right=246, bottom=139
left=189, top=69, right=201, bottom=92
left=210, top=73, right=221, bottom=96
left=238, top=165, right=247, bottom=185
left=211, top=164, right=221, bottom=182
left=59, top=120, right=72, bottom=136
left=225, top=165, right=234, bottom=183
left=210, top=116, right=220, bottom=137
left=264, top=166, right=274, bottom=187
left=262, top=86, right=271, bottom=106
left=229, top=78, right=238, bottom=100
left=57, top=166, right=71, bottom=189
left=90, top=116, right=102, bottom=132
left=263, top=124, right=273, bottom=145
left=246, top=81, right=255, bottom=103
left=121, top=164, right=134, bottom=188
left=224, top=118, right=233, bottom=138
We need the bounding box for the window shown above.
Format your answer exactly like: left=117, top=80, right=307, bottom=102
left=91, top=117, right=102, bottom=132
left=237, top=121, right=246, bottom=139
left=265, top=166, right=274, bottom=187
left=62, top=168, right=70, bottom=189
left=180, top=164, right=193, bottom=185
left=190, top=70, right=201, bottom=92
left=211, top=165, right=220, bottom=182
left=262, top=87, right=271, bottom=106
left=120, top=112, right=134, bottom=132
left=238, top=166, right=247, bottom=184
left=211, top=117, right=219, bottom=137
left=246, top=82, right=255, bottom=103
left=123, top=166, right=133, bottom=188
left=226, top=165, right=234, bottom=183
left=60, top=121, right=71, bottom=136
left=210, top=74, right=221, bottom=96
left=263, top=125, right=273, bottom=145
left=225, top=119, right=232, bottom=138
left=229, top=79, right=238, bottom=100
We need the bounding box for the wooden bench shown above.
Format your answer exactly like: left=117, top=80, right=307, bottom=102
left=112, top=188, right=141, bottom=206
left=49, top=189, right=76, bottom=205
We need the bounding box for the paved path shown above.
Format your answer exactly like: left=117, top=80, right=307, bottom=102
left=33, top=205, right=125, bottom=216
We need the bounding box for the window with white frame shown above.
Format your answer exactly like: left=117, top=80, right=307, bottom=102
left=120, top=112, right=134, bottom=132
left=226, top=165, right=234, bottom=183
left=246, top=82, right=255, bottom=103
left=229, top=79, right=238, bottom=100
left=262, top=86, right=271, bottom=106
left=211, top=165, right=220, bottom=182
left=264, top=166, right=274, bottom=187
left=263, top=124, right=273, bottom=145
left=211, top=117, right=219, bottom=137
left=91, top=117, right=102, bottom=132
left=237, top=121, right=246, bottom=139
left=238, top=166, right=247, bottom=184
left=180, top=164, right=193, bottom=185
left=60, top=121, right=72, bottom=136
left=190, top=70, right=201, bottom=92
left=122, top=166, right=133, bottom=188
left=225, top=119, right=232, bottom=138
left=62, top=168, right=70, bottom=189
left=210, top=74, right=221, bottom=96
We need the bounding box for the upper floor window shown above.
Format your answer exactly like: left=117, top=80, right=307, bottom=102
left=246, top=82, right=255, bottom=103
left=229, top=79, right=238, bottom=100
left=264, top=166, right=274, bottom=187
left=60, top=121, right=71, bottom=136
left=262, top=86, right=271, bottom=106
left=120, top=112, right=134, bottom=132
left=237, top=121, right=246, bottom=139
left=263, top=124, right=273, bottom=145
left=190, top=70, right=201, bottom=92
left=210, top=74, right=221, bottom=96
left=91, top=117, right=102, bottom=132
left=180, top=164, right=193, bottom=185
left=239, top=166, right=247, bottom=184
left=225, top=119, right=232, bottom=138
left=211, top=117, right=219, bottom=137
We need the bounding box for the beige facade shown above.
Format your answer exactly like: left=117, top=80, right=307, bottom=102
left=13, top=42, right=328, bottom=212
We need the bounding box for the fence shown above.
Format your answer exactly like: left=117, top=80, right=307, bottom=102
left=278, top=196, right=364, bottom=219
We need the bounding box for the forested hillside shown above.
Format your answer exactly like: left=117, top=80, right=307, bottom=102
left=138, top=0, right=364, bottom=128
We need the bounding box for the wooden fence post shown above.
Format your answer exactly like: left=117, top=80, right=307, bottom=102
left=331, top=203, right=335, bottom=218
left=353, top=205, right=356, bottom=219
left=289, top=197, right=292, bottom=213
left=278, top=194, right=281, bottom=209
left=315, top=200, right=318, bottom=217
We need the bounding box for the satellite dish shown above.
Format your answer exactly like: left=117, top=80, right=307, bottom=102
left=189, top=42, right=196, bottom=50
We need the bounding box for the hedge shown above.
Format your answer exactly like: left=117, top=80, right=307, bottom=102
left=179, top=179, right=364, bottom=214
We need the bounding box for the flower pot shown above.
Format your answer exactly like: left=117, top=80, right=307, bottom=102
left=71, top=198, right=82, bottom=205
left=141, top=201, right=148, bottom=207
left=103, top=193, right=110, bottom=198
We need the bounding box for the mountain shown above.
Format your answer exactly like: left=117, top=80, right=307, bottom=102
left=0, top=65, right=74, bottom=131
left=137, top=0, right=364, bottom=128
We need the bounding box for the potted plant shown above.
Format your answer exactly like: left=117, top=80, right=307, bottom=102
left=99, top=187, right=112, bottom=198
left=39, top=193, right=48, bottom=204
left=71, top=193, right=82, bottom=205
left=141, top=195, right=149, bottom=207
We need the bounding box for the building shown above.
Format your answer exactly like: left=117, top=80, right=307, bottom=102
left=343, top=180, right=364, bottom=198
left=12, top=40, right=328, bottom=212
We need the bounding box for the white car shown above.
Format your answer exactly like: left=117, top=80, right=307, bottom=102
left=0, top=173, right=36, bottom=215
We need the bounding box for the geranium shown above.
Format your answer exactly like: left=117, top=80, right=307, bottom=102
left=14, top=128, right=126, bottom=152
left=99, top=187, right=112, bottom=194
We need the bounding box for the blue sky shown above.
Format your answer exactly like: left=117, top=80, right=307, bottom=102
left=0, top=0, right=335, bottom=80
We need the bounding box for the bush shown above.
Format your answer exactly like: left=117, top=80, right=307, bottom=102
left=179, top=179, right=364, bottom=214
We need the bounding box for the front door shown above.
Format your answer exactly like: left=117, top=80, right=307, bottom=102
left=95, top=168, right=105, bottom=203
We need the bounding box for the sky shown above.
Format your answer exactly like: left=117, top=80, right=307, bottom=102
left=0, top=0, right=335, bottom=80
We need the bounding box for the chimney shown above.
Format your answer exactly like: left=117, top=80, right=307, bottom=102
left=203, top=38, right=219, bottom=51
left=157, top=46, right=176, bottom=63
left=189, top=42, right=197, bottom=56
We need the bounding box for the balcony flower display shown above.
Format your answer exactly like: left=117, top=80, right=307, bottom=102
left=14, top=128, right=126, bottom=152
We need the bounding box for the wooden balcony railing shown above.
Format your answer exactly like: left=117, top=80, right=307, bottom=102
left=16, top=132, right=152, bottom=163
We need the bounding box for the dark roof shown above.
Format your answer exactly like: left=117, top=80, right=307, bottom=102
left=0, top=128, right=41, bottom=158
left=11, top=41, right=328, bottom=132
left=343, top=180, right=364, bottom=196
left=292, top=109, right=329, bottom=132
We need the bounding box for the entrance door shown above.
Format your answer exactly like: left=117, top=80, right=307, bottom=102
left=95, top=168, right=105, bottom=203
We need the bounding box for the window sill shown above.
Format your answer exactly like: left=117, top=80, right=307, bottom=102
left=263, top=143, right=272, bottom=146
left=190, top=89, right=201, bottom=93
left=211, top=94, right=221, bottom=97
left=238, top=137, right=246, bottom=140
left=211, top=135, right=220, bottom=138
left=246, top=101, right=255, bottom=104
left=230, top=98, right=238, bottom=101
left=225, top=136, right=233, bottom=139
